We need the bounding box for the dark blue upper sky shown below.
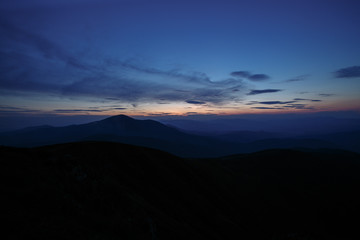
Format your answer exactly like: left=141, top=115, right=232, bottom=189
left=0, top=0, right=360, bottom=127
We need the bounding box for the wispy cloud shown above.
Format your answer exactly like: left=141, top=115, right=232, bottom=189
left=53, top=105, right=128, bottom=113
left=0, top=17, right=94, bottom=71
left=1, top=57, right=245, bottom=105
left=293, top=98, right=322, bottom=102
left=147, top=112, right=172, bottom=116
left=0, top=18, right=246, bottom=107
left=230, top=70, right=270, bottom=81
left=230, top=71, right=251, bottom=78
left=0, top=105, right=24, bottom=110
left=258, top=101, right=296, bottom=105
left=251, top=107, right=284, bottom=110
left=248, top=74, right=270, bottom=81
left=247, top=89, right=282, bottom=95
left=246, top=100, right=315, bottom=110
left=334, top=66, right=360, bottom=78
left=0, top=105, right=40, bottom=114
left=186, top=100, right=206, bottom=105
left=319, top=93, right=335, bottom=97
left=285, top=75, right=310, bottom=83
left=54, top=109, right=105, bottom=113
left=283, top=104, right=314, bottom=110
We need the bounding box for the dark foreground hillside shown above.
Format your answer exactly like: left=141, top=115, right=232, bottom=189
left=2, top=142, right=360, bottom=239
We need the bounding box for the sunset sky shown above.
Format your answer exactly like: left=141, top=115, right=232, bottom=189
left=1, top=0, right=360, bottom=128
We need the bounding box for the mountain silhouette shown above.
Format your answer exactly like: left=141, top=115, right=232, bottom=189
left=0, top=114, right=184, bottom=145
left=0, top=115, right=228, bottom=157
left=0, top=114, right=346, bottom=157
left=84, top=114, right=181, bottom=137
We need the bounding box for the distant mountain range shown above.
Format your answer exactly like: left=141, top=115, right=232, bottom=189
left=2, top=141, right=360, bottom=239
left=0, top=114, right=359, bottom=157
left=161, top=116, right=360, bottom=134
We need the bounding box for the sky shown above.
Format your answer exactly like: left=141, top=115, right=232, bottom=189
left=0, top=0, right=360, bottom=129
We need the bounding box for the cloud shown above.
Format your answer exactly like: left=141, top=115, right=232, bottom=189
left=334, top=66, right=360, bottom=78
left=246, top=100, right=297, bottom=107
left=230, top=70, right=270, bottom=81
left=248, top=74, right=270, bottom=81
left=293, top=98, right=322, bottom=102
left=60, top=66, right=245, bottom=105
left=0, top=105, right=40, bottom=113
left=0, top=17, right=251, bottom=109
left=319, top=93, right=335, bottom=97
left=230, top=71, right=251, bottom=78
left=0, top=18, right=93, bottom=71
left=0, top=51, right=245, bottom=107
left=249, top=101, right=315, bottom=110
left=106, top=59, right=212, bottom=85
left=0, top=18, right=246, bottom=106
left=285, top=75, right=310, bottom=83
left=0, top=105, right=23, bottom=110
left=251, top=107, right=284, bottom=110
left=147, top=112, right=172, bottom=116
left=52, top=106, right=128, bottom=114
left=247, top=89, right=282, bottom=95
left=54, top=109, right=105, bottom=113
left=186, top=100, right=206, bottom=105
left=0, top=109, right=40, bottom=114
left=76, top=65, right=244, bottom=104
left=283, top=104, right=314, bottom=110
left=105, top=97, right=122, bottom=101
left=258, top=101, right=296, bottom=105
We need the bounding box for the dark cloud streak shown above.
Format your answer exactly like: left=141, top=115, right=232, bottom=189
left=54, top=109, right=105, bottom=113
left=230, top=70, right=270, bottom=81
left=247, top=89, right=282, bottom=95
left=185, top=100, right=206, bottom=105
left=319, top=93, right=335, bottom=97
left=285, top=75, right=309, bottom=83
left=248, top=74, right=270, bottom=81
left=258, top=101, right=296, bottom=105
left=334, top=66, right=360, bottom=78
left=283, top=104, right=314, bottom=110
left=0, top=17, right=93, bottom=71
left=293, top=98, right=322, bottom=102
left=230, top=71, right=250, bottom=78
left=251, top=107, right=284, bottom=110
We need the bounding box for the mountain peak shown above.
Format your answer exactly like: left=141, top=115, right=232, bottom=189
left=101, top=114, right=135, bottom=122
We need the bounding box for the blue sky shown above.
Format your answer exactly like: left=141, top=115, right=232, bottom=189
left=0, top=0, right=360, bottom=128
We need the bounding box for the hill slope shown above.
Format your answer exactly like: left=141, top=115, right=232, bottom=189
left=2, top=142, right=360, bottom=239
